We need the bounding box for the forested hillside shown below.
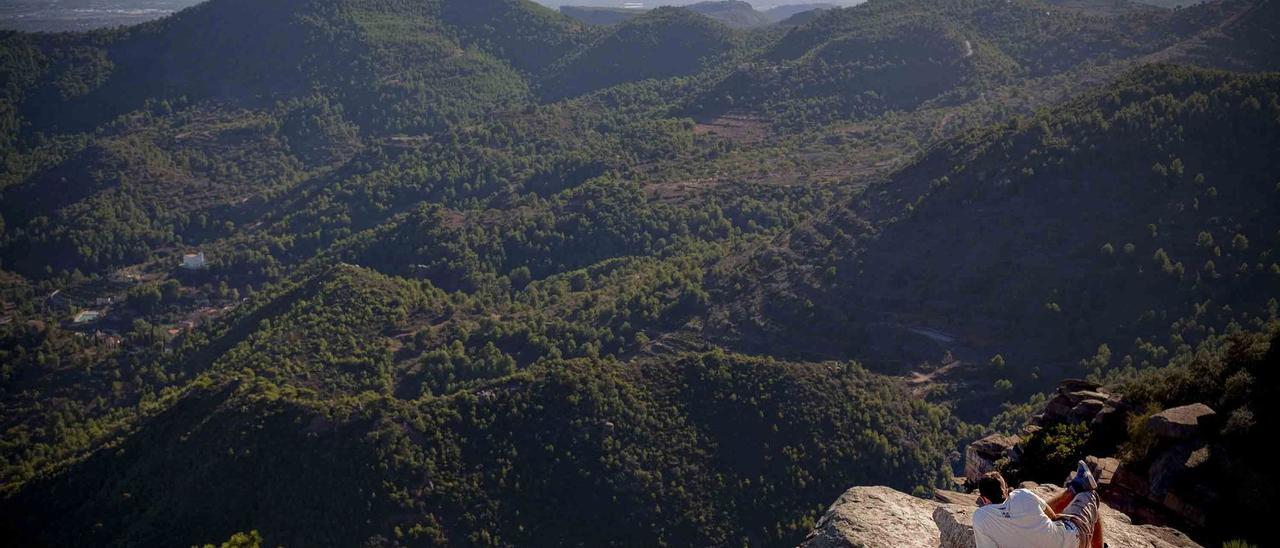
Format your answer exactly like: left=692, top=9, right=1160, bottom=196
left=561, top=1, right=778, bottom=29
left=684, top=0, right=1247, bottom=129
left=542, top=8, right=748, bottom=99
left=708, top=65, right=1280, bottom=418
left=4, top=332, right=969, bottom=545
left=0, top=0, right=1276, bottom=545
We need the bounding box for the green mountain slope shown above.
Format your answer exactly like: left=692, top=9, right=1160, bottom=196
left=560, top=5, right=644, bottom=26
left=541, top=7, right=745, bottom=99
left=3, top=333, right=968, bottom=546
left=765, top=3, right=839, bottom=24
left=708, top=65, right=1280, bottom=417
left=695, top=13, right=1017, bottom=128
left=561, top=1, right=772, bottom=29
left=686, top=0, right=1225, bottom=129
left=0, top=97, right=361, bottom=276
left=687, top=0, right=772, bottom=28
left=0, top=0, right=588, bottom=140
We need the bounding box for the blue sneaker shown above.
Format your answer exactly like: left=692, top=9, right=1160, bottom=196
left=1068, top=460, right=1097, bottom=493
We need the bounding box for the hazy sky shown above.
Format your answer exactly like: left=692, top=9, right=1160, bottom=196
left=531, top=0, right=864, bottom=8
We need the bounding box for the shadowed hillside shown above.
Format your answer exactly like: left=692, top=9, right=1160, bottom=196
left=542, top=7, right=746, bottom=99
left=707, top=65, right=1280, bottom=419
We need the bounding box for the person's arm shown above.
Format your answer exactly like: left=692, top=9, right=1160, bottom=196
left=1041, top=502, right=1061, bottom=521
left=1013, top=489, right=1063, bottom=522
left=1026, top=489, right=1062, bottom=521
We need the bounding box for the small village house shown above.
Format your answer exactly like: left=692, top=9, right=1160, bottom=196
left=73, top=310, right=102, bottom=324
left=182, top=251, right=206, bottom=270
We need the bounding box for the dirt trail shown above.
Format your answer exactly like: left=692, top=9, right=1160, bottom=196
left=907, top=358, right=963, bottom=395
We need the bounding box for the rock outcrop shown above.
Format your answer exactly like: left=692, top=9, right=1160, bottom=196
left=963, top=433, right=1019, bottom=483
left=800, top=486, right=941, bottom=548
left=1031, top=380, right=1130, bottom=449
left=963, top=378, right=1225, bottom=540
left=932, top=501, right=979, bottom=548
left=802, top=485, right=1202, bottom=548
left=1147, top=404, right=1216, bottom=440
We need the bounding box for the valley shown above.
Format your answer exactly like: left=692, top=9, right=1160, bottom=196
left=0, top=0, right=1277, bottom=546
left=0, top=0, right=204, bottom=32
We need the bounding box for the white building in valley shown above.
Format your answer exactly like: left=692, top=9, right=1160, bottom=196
left=73, top=310, right=102, bottom=324
left=182, top=251, right=206, bottom=270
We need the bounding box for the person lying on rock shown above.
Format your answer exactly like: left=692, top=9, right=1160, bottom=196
left=972, top=461, right=1104, bottom=548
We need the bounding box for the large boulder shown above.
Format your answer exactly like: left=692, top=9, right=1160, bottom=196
left=803, top=485, right=1203, bottom=548
left=1147, top=404, right=1216, bottom=440
left=1087, top=455, right=1121, bottom=486
left=933, top=503, right=980, bottom=548
left=964, top=433, right=1020, bottom=482
left=800, top=486, right=940, bottom=548
left=1040, top=382, right=1124, bottom=426
left=1042, top=393, right=1077, bottom=421
left=1071, top=398, right=1108, bottom=423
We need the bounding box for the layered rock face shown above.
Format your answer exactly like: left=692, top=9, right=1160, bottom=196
left=1109, top=402, right=1220, bottom=530
left=1146, top=404, right=1216, bottom=440
left=963, top=433, right=1020, bottom=483
left=801, top=484, right=1201, bottom=548
left=1030, top=380, right=1130, bottom=447
left=962, top=381, right=1130, bottom=482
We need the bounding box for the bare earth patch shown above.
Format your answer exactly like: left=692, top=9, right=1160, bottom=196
left=693, top=112, right=769, bottom=144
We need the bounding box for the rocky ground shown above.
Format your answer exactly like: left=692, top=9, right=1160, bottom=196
left=801, top=484, right=1200, bottom=548
left=965, top=381, right=1223, bottom=534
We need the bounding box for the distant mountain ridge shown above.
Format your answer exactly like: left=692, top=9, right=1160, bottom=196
left=1, top=0, right=590, bottom=138
left=685, top=0, right=772, bottom=27
left=559, top=5, right=646, bottom=25
left=559, top=1, right=840, bottom=28
left=764, top=2, right=838, bottom=22
left=542, top=6, right=746, bottom=98
left=562, top=0, right=774, bottom=28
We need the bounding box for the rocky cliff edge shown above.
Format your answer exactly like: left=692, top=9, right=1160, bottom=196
left=800, top=484, right=1201, bottom=548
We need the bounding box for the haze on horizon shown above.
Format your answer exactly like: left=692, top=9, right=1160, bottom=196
left=0, top=0, right=866, bottom=32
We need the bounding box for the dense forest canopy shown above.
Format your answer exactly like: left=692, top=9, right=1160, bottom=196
left=708, top=65, right=1280, bottom=418
left=0, top=0, right=1276, bottom=545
